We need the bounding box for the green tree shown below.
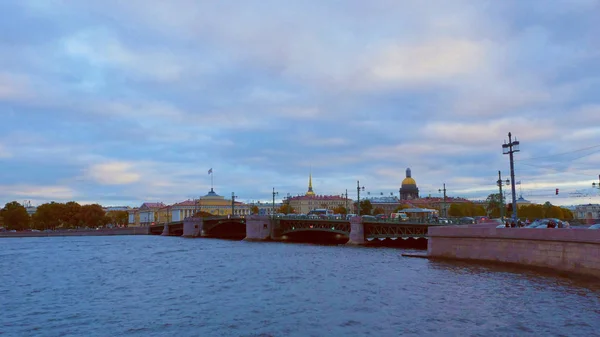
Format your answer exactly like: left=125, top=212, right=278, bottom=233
left=278, top=204, right=295, bottom=215
left=485, top=193, right=503, bottom=218
left=0, top=201, right=30, bottom=231
left=332, top=206, right=347, bottom=215
left=355, top=200, right=373, bottom=215
left=448, top=204, right=464, bottom=217
left=372, top=207, right=386, bottom=216
left=79, top=204, right=108, bottom=228
left=106, top=210, right=129, bottom=227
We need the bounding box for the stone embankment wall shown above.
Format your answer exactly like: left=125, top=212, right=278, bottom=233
left=0, top=227, right=149, bottom=238
left=428, top=226, right=600, bottom=278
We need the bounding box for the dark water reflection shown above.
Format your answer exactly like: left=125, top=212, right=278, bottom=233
left=1, top=236, right=598, bottom=337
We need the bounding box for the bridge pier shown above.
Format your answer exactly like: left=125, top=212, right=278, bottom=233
left=347, top=216, right=366, bottom=245
left=183, top=217, right=204, bottom=238
left=161, top=224, right=169, bottom=236
left=244, top=215, right=273, bottom=241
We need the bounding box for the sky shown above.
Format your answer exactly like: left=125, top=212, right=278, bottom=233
left=1, top=0, right=600, bottom=207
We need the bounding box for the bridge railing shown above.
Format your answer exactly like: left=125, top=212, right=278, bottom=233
left=273, top=214, right=447, bottom=225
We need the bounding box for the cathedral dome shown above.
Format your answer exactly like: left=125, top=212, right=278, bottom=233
left=399, top=167, right=419, bottom=200
left=401, top=177, right=417, bottom=186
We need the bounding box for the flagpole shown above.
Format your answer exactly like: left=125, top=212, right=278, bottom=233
left=211, top=170, right=214, bottom=190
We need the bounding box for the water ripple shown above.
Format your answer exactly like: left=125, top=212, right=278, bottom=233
left=1, top=236, right=599, bottom=336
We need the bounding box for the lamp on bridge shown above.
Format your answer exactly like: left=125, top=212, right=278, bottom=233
left=502, top=132, right=520, bottom=221
left=357, top=181, right=365, bottom=217
left=272, top=188, right=278, bottom=219
left=496, top=171, right=510, bottom=220
left=438, top=184, right=447, bottom=218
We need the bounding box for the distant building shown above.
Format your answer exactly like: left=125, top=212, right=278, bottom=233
left=287, top=172, right=350, bottom=214
left=136, top=202, right=165, bottom=226
left=128, top=188, right=254, bottom=226
left=25, top=206, right=37, bottom=216
left=399, top=168, right=419, bottom=200
left=575, top=204, right=600, bottom=222
left=362, top=195, right=400, bottom=215
left=103, top=206, right=131, bottom=213
left=516, top=195, right=531, bottom=209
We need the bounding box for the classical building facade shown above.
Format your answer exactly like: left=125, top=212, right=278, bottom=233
left=288, top=172, right=349, bottom=214
left=575, top=204, right=600, bottom=221
left=399, top=168, right=419, bottom=200
left=364, top=196, right=401, bottom=215
left=128, top=188, right=254, bottom=226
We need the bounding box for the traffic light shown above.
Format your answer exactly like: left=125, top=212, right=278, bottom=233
left=555, top=188, right=559, bottom=195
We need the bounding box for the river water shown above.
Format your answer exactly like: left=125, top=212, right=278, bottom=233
left=1, top=236, right=599, bottom=337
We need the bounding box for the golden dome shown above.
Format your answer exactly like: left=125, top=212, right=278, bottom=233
left=402, top=177, right=417, bottom=186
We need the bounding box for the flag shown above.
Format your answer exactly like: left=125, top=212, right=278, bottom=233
left=516, top=181, right=521, bottom=185
left=208, top=168, right=213, bottom=175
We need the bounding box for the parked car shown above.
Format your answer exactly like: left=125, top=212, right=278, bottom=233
left=588, top=224, right=600, bottom=229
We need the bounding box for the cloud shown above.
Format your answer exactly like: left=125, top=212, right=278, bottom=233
left=1, top=0, right=599, bottom=207
left=61, top=28, right=187, bottom=82
left=86, top=162, right=141, bottom=185
left=0, top=72, right=31, bottom=101
left=367, top=38, right=486, bottom=87
left=0, top=143, right=11, bottom=158
left=0, top=185, right=75, bottom=201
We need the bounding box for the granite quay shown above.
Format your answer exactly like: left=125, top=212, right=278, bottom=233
left=427, top=224, right=600, bottom=279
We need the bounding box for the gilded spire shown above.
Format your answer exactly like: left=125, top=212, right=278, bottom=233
left=306, top=170, right=315, bottom=196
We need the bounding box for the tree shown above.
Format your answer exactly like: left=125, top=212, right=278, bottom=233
left=32, top=202, right=65, bottom=230
left=106, top=210, right=129, bottom=227
left=355, top=200, right=373, bottom=215
left=1, top=201, right=30, bottom=231
left=79, top=204, right=108, bottom=228
left=373, top=207, right=386, bottom=216
left=63, top=201, right=82, bottom=228
left=561, top=208, right=574, bottom=220
left=393, top=204, right=412, bottom=213
left=278, top=204, right=295, bottom=215
left=332, top=206, right=347, bottom=215
left=485, top=193, right=503, bottom=218
left=250, top=205, right=259, bottom=215
left=448, top=204, right=464, bottom=217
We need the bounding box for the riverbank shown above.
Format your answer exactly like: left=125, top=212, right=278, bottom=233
left=0, top=227, right=149, bottom=238
left=427, top=225, right=600, bottom=279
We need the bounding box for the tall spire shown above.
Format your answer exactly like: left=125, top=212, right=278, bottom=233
left=306, top=169, right=315, bottom=196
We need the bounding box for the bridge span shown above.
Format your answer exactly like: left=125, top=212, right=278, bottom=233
left=149, top=215, right=445, bottom=246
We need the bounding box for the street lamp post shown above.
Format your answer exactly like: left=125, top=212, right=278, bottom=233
left=438, top=183, right=447, bottom=218
left=592, top=175, right=600, bottom=192
left=357, top=181, right=365, bottom=217
left=496, top=171, right=510, bottom=220
left=272, top=187, right=278, bottom=219
left=343, top=189, right=348, bottom=212
left=231, top=192, right=238, bottom=217
left=502, top=132, right=520, bottom=221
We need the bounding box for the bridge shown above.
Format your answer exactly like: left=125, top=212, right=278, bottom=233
left=150, top=216, right=246, bottom=239
left=150, top=215, right=446, bottom=246
left=248, top=216, right=446, bottom=247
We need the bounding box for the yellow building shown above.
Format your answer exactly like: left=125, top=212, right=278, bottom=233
left=288, top=172, right=349, bottom=214
left=129, top=189, right=253, bottom=225
left=129, top=202, right=165, bottom=226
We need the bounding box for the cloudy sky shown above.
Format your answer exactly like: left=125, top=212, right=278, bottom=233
left=1, top=0, right=600, bottom=207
